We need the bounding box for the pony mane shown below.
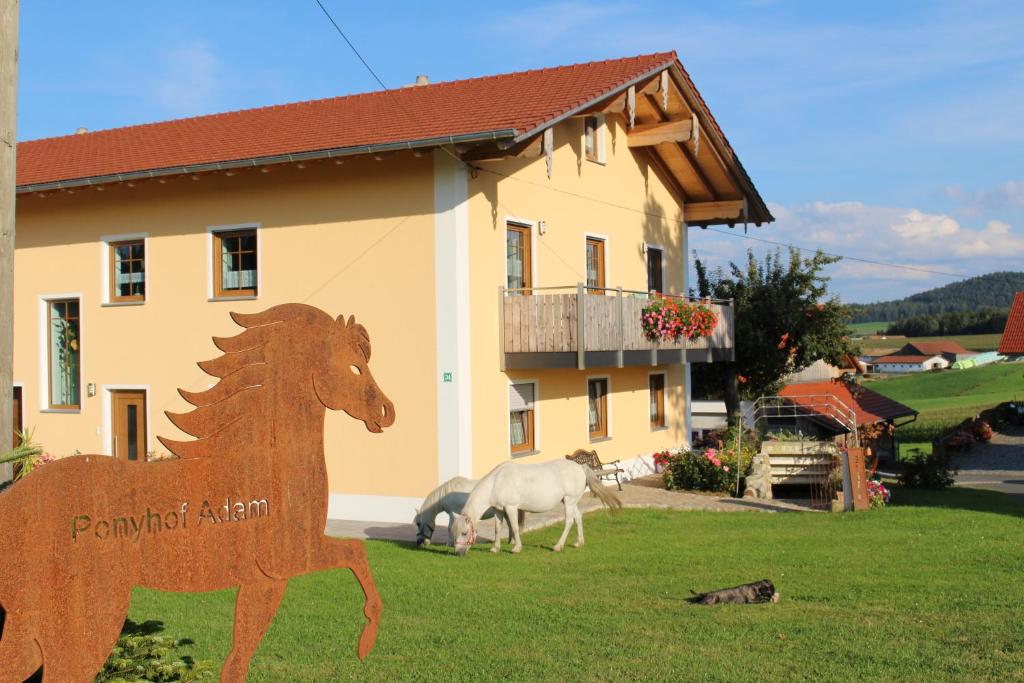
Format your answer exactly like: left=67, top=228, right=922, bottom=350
left=419, top=476, right=475, bottom=512
left=158, top=304, right=335, bottom=458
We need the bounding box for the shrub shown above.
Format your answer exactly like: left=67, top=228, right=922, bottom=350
left=899, top=447, right=956, bottom=489
left=970, top=419, right=993, bottom=443
left=664, top=444, right=754, bottom=495
left=867, top=480, right=891, bottom=508
left=98, top=622, right=215, bottom=682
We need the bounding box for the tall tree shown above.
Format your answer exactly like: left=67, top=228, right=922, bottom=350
left=692, top=248, right=854, bottom=419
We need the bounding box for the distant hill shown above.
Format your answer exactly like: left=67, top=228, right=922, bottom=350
left=850, top=271, right=1024, bottom=323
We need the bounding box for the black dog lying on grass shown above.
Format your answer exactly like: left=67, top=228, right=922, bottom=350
left=687, top=579, right=779, bottom=605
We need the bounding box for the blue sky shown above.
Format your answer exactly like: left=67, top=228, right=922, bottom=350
left=17, top=1, right=1024, bottom=303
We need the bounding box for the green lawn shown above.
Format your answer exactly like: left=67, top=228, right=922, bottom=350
left=121, top=491, right=1024, bottom=682
left=865, top=362, right=1024, bottom=428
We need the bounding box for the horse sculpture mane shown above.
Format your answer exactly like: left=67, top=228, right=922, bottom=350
left=158, top=305, right=352, bottom=459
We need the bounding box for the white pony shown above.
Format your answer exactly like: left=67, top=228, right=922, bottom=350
left=451, top=459, right=622, bottom=556
left=413, top=476, right=522, bottom=547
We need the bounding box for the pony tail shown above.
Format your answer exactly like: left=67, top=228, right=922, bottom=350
left=582, top=466, right=623, bottom=513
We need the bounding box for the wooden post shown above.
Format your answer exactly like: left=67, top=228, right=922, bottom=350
left=576, top=283, right=585, bottom=370
left=498, top=286, right=506, bottom=372
left=0, top=0, right=18, bottom=483
left=615, top=287, right=623, bottom=368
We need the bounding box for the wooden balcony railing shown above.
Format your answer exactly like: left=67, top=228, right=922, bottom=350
left=500, top=285, right=734, bottom=370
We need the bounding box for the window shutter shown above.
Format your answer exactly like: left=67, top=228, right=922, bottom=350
left=509, top=383, right=535, bottom=412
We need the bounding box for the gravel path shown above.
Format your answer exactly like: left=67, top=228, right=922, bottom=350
left=326, top=475, right=815, bottom=544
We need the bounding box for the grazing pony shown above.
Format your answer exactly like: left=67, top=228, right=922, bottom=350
left=0, top=305, right=394, bottom=682
left=413, top=476, right=522, bottom=547
left=451, top=460, right=621, bottom=556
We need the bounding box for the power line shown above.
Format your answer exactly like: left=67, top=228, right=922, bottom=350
left=472, top=166, right=967, bottom=281
left=309, top=2, right=966, bottom=284
left=312, top=0, right=390, bottom=92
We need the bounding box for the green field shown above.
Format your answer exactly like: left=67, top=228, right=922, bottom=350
left=117, top=497, right=1024, bottom=681
left=865, top=362, right=1023, bottom=423
left=849, top=322, right=1002, bottom=353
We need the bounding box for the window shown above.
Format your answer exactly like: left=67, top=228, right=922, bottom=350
left=213, top=228, right=258, bottom=298
left=646, top=246, right=663, bottom=294
left=48, top=299, right=80, bottom=409
left=584, top=114, right=605, bottom=163
left=588, top=377, right=608, bottom=439
left=649, top=373, right=666, bottom=429
left=109, top=239, right=145, bottom=302
left=585, top=237, right=605, bottom=291
left=506, top=223, right=532, bottom=293
left=509, top=382, right=536, bottom=454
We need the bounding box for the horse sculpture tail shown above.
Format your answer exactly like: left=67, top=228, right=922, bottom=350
left=582, top=466, right=623, bottom=513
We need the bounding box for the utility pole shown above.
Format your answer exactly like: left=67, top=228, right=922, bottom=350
left=0, top=0, right=18, bottom=482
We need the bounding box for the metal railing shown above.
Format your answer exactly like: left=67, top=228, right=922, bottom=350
left=751, top=394, right=860, bottom=447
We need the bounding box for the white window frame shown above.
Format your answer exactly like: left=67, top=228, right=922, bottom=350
left=100, top=231, right=149, bottom=306
left=508, top=378, right=540, bottom=457
left=207, top=222, right=262, bottom=301
left=504, top=217, right=538, bottom=292
left=586, top=373, right=612, bottom=442
left=38, top=293, right=84, bottom=413
left=648, top=370, right=668, bottom=431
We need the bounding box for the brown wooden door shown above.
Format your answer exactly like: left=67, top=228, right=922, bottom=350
left=111, top=390, right=147, bottom=461
left=12, top=386, right=21, bottom=448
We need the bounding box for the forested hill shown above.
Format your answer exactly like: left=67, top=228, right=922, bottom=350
left=850, top=271, right=1024, bottom=323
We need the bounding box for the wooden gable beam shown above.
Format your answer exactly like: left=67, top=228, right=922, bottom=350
left=627, top=118, right=693, bottom=147
left=642, top=92, right=717, bottom=199
left=684, top=199, right=745, bottom=224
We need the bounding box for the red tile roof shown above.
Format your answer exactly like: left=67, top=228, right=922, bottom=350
left=17, top=53, right=681, bottom=188
left=902, top=340, right=972, bottom=356
left=998, top=292, right=1024, bottom=354
left=872, top=354, right=943, bottom=364
left=779, top=379, right=917, bottom=427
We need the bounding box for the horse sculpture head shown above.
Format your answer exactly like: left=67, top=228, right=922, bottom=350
left=161, top=304, right=395, bottom=458
left=312, top=312, right=396, bottom=433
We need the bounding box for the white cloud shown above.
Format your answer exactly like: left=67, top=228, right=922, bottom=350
left=690, top=195, right=1024, bottom=302
left=153, top=42, right=221, bottom=116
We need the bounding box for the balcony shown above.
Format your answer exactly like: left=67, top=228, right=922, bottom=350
left=500, top=285, right=734, bottom=370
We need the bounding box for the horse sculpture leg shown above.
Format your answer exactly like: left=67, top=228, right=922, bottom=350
left=552, top=501, right=576, bottom=552
left=0, top=612, right=42, bottom=683
left=221, top=577, right=288, bottom=683
left=308, top=537, right=382, bottom=659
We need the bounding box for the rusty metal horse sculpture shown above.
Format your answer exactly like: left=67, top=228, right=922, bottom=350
left=0, top=304, right=395, bottom=682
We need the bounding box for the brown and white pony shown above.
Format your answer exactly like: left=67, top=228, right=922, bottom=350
left=0, top=304, right=394, bottom=682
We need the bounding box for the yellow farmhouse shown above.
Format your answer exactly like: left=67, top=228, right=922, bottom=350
left=10, top=52, right=771, bottom=522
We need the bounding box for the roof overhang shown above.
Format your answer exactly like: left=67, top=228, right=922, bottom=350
left=461, top=58, right=774, bottom=227
left=16, top=128, right=517, bottom=195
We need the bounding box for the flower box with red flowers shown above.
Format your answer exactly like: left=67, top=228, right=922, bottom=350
left=640, top=298, right=718, bottom=343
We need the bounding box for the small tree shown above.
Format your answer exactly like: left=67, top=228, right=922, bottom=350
left=692, top=248, right=855, bottom=420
